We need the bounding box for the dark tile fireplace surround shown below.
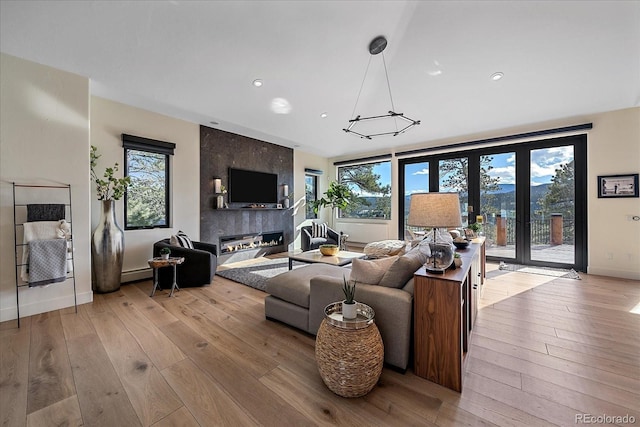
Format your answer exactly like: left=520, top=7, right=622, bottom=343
left=199, top=126, right=294, bottom=263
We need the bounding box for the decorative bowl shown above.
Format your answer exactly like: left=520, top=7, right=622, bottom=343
left=319, top=244, right=339, bottom=256
left=453, top=240, right=470, bottom=250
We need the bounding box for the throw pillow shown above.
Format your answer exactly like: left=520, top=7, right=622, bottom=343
left=364, top=240, right=407, bottom=258
left=349, top=256, right=399, bottom=285
left=170, top=230, right=194, bottom=249
left=311, top=222, right=328, bottom=238
left=378, top=251, right=424, bottom=289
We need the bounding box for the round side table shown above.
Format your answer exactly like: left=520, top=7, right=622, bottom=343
left=315, top=302, right=384, bottom=398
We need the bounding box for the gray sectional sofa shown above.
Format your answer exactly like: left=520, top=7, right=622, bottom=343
left=264, top=251, right=422, bottom=371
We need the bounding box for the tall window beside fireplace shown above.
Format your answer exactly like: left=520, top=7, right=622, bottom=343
left=122, top=134, right=176, bottom=230
left=305, top=173, right=318, bottom=219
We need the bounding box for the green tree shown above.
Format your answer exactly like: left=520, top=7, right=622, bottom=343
left=439, top=157, right=469, bottom=193
left=439, top=157, right=501, bottom=215
left=305, top=175, right=317, bottom=219
left=538, top=160, right=575, bottom=220
left=338, top=163, right=391, bottom=218
left=126, top=150, right=166, bottom=227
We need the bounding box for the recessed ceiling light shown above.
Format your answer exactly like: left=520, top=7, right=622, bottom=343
left=270, top=97, right=292, bottom=114
left=320, top=112, right=328, bottom=118
left=252, top=79, right=263, bottom=87
left=490, top=72, right=504, bottom=81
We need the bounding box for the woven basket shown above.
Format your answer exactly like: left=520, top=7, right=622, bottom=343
left=315, top=319, right=384, bottom=397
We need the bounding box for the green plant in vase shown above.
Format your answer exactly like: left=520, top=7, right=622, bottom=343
left=160, top=247, right=171, bottom=259
left=342, top=276, right=357, bottom=319
left=311, top=181, right=354, bottom=217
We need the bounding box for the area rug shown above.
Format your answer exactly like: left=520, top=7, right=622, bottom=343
left=216, top=258, right=304, bottom=291
left=486, top=262, right=581, bottom=280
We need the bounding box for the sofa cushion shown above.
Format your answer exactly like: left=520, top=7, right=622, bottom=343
left=378, top=251, right=424, bottom=288
left=349, top=256, right=398, bottom=285
left=266, top=264, right=346, bottom=308
left=309, top=236, right=329, bottom=247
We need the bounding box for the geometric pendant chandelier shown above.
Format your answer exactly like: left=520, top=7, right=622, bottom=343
left=343, top=36, right=420, bottom=139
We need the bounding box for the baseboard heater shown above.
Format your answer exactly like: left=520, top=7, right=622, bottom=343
left=335, top=222, right=390, bottom=244
left=121, top=267, right=152, bottom=283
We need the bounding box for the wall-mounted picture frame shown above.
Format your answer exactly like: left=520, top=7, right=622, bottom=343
left=597, top=173, right=639, bottom=198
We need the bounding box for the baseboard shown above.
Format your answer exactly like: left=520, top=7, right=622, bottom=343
left=122, top=268, right=152, bottom=283
left=0, top=290, right=93, bottom=322
left=587, top=266, right=640, bottom=281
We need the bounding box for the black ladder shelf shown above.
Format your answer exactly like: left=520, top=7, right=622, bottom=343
left=12, top=182, right=78, bottom=327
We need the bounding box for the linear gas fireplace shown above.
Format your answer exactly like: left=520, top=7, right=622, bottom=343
left=219, top=230, right=284, bottom=254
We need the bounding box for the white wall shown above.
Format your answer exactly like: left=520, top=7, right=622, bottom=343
left=90, top=97, right=200, bottom=281
left=329, top=107, right=640, bottom=280
left=0, top=53, right=92, bottom=321
left=291, top=151, right=331, bottom=250
left=586, top=108, right=640, bottom=279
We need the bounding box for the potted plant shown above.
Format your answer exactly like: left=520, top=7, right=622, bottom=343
left=160, top=247, right=171, bottom=260
left=342, top=276, right=358, bottom=319
left=311, top=181, right=354, bottom=220
left=453, top=252, right=462, bottom=268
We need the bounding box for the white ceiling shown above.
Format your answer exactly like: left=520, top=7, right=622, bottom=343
left=1, top=1, right=639, bottom=158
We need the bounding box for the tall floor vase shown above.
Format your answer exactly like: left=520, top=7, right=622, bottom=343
left=92, top=200, right=124, bottom=293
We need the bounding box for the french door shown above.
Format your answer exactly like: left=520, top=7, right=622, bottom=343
left=399, top=134, right=587, bottom=271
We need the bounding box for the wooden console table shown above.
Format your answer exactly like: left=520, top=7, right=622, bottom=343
left=413, top=237, right=485, bottom=392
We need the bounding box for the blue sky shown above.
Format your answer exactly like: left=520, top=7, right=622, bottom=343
left=404, top=146, right=574, bottom=196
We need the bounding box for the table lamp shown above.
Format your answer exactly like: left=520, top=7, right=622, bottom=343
left=407, top=192, right=462, bottom=273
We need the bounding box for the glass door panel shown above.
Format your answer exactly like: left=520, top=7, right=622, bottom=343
left=403, top=161, right=429, bottom=238
left=529, top=146, right=575, bottom=264
left=438, top=157, right=469, bottom=226
left=480, top=152, right=516, bottom=259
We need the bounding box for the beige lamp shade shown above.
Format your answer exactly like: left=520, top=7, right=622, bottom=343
left=407, top=192, right=462, bottom=228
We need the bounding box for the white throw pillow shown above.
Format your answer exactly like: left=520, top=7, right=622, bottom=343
left=364, top=240, right=407, bottom=258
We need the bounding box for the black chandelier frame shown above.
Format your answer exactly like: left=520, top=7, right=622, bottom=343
left=343, top=36, right=420, bottom=140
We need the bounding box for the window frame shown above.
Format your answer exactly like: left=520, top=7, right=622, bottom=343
left=305, top=173, right=318, bottom=219
left=336, top=158, right=392, bottom=220
left=122, top=134, right=175, bottom=230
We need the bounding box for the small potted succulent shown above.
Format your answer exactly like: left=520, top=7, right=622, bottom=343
left=342, top=276, right=358, bottom=319
left=160, top=247, right=171, bottom=260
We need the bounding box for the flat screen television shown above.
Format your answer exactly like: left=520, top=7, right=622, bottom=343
left=228, top=167, right=278, bottom=204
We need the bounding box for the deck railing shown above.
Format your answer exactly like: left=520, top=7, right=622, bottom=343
left=406, top=216, right=575, bottom=246
left=484, top=217, right=574, bottom=245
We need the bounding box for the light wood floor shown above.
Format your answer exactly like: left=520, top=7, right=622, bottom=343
left=2, top=263, right=639, bottom=426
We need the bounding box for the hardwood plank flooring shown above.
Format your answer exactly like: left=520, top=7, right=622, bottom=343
left=26, top=312, right=76, bottom=415
left=66, top=333, right=141, bottom=426
left=1, top=262, right=639, bottom=426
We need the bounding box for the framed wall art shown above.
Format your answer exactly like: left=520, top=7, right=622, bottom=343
left=597, top=173, right=639, bottom=198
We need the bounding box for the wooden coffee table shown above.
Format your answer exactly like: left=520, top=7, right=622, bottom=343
left=288, top=249, right=364, bottom=270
